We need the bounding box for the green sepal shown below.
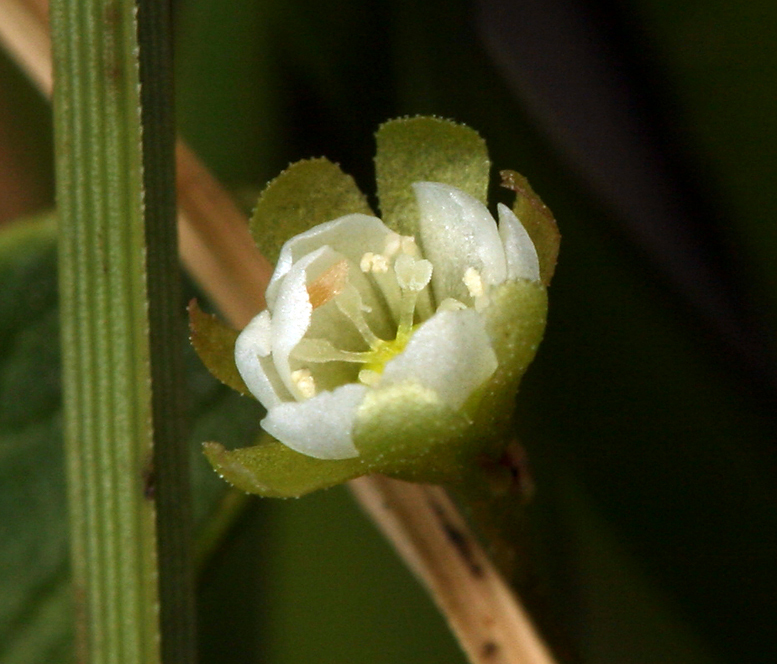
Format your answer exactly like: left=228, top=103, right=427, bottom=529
left=203, top=435, right=368, bottom=498
left=250, top=158, right=372, bottom=263
left=353, top=382, right=475, bottom=484
left=501, top=170, right=561, bottom=286
left=472, top=279, right=549, bottom=456
left=188, top=299, right=249, bottom=396
left=375, top=117, right=490, bottom=237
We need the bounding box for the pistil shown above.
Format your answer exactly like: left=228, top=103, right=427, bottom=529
left=291, top=238, right=435, bottom=389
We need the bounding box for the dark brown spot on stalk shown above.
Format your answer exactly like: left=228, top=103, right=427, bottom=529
left=428, top=498, right=484, bottom=578
left=481, top=641, right=499, bottom=659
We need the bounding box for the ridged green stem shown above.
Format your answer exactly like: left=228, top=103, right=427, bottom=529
left=51, top=0, right=195, bottom=661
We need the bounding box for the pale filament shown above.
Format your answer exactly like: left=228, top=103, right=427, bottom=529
left=292, top=240, right=434, bottom=388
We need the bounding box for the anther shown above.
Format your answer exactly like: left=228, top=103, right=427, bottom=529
left=463, top=267, right=485, bottom=298
left=360, top=252, right=375, bottom=272
left=308, top=260, right=349, bottom=309
left=358, top=369, right=381, bottom=387
left=291, top=369, right=316, bottom=398
left=360, top=252, right=389, bottom=273
left=395, top=254, right=432, bottom=292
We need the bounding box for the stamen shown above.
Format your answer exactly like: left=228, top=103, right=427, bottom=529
left=308, top=260, right=349, bottom=309
left=291, top=368, right=316, bottom=398
left=463, top=267, right=485, bottom=298
left=292, top=338, right=371, bottom=363
left=394, top=254, right=432, bottom=292
left=360, top=252, right=389, bottom=274
left=294, top=235, right=438, bottom=392
left=394, top=254, right=433, bottom=337
left=358, top=369, right=381, bottom=387
left=335, top=285, right=382, bottom=349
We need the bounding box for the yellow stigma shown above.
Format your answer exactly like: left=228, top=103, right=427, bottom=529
left=359, top=326, right=415, bottom=376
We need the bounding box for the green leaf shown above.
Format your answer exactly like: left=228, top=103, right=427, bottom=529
left=0, top=216, right=70, bottom=664
left=0, top=216, right=263, bottom=663
left=203, top=436, right=367, bottom=498
left=188, top=299, right=249, bottom=396
left=375, top=116, right=491, bottom=236
left=500, top=170, right=560, bottom=287
left=250, top=158, right=372, bottom=263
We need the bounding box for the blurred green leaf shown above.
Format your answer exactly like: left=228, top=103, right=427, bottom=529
left=6, top=0, right=776, bottom=661
left=196, top=486, right=467, bottom=664
left=0, top=216, right=69, bottom=664
left=0, top=216, right=263, bottom=663
left=175, top=0, right=283, bottom=185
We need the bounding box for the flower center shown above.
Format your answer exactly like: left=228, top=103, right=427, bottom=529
left=290, top=236, right=433, bottom=394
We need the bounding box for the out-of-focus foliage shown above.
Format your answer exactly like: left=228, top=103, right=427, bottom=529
left=0, top=217, right=266, bottom=662
left=1, top=0, right=775, bottom=662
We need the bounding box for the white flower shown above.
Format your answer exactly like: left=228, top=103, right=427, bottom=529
left=234, top=182, right=541, bottom=460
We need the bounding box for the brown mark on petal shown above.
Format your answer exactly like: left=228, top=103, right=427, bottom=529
left=307, top=259, right=349, bottom=309
left=428, top=497, right=485, bottom=579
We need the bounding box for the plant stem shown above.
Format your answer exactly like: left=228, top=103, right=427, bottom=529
left=50, top=0, right=195, bottom=660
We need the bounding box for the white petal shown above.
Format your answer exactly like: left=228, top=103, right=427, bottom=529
left=266, top=214, right=393, bottom=309
left=498, top=203, right=540, bottom=282
left=274, top=246, right=393, bottom=396
left=379, top=309, right=497, bottom=411
left=235, top=311, right=293, bottom=408
left=270, top=247, right=327, bottom=398
left=261, top=383, right=367, bottom=459
left=413, top=182, right=507, bottom=303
